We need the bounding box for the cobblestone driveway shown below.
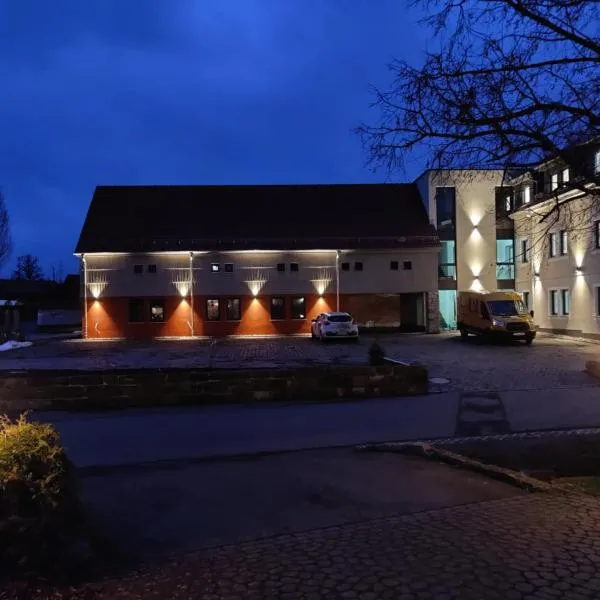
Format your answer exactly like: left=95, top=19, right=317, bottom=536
left=31, top=493, right=600, bottom=599
left=2, top=331, right=598, bottom=392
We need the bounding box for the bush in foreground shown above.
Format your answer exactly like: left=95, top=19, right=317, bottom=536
left=0, top=414, right=82, bottom=576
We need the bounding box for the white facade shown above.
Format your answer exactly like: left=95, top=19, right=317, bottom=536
left=513, top=187, right=600, bottom=338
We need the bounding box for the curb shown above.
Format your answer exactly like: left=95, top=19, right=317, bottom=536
left=356, top=441, right=556, bottom=493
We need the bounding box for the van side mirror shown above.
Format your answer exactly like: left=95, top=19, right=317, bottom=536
left=530, top=310, right=534, bottom=318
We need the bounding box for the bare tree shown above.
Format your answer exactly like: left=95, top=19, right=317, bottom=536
left=358, top=1, right=599, bottom=198
left=12, top=254, right=44, bottom=281
left=0, top=191, right=12, bottom=270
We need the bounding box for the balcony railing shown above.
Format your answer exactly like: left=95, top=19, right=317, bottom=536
left=496, top=263, right=515, bottom=280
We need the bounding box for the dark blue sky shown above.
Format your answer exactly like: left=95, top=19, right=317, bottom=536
left=0, top=1, right=428, bottom=276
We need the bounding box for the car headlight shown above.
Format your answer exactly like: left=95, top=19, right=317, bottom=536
left=492, top=318, right=505, bottom=327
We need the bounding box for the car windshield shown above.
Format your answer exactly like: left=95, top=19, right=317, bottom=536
left=487, top=299, right=528, bottom=317
left=328, top=314, right=352, bottom=323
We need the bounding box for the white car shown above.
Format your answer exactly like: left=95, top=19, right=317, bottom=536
left=311, top=312, right=359, bottom=341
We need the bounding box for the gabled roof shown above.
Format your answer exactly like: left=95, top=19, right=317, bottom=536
left=75, top=184, right=439, bottom=253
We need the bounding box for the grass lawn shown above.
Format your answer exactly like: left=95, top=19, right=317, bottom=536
left=436, top=433, right=600, bottom=491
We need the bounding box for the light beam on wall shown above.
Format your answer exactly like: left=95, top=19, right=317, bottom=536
left=311, top=268, right=333, bottom=297
left=87, top=272, right=108, bottom=299
left=245, top=269, right=267, bottom=297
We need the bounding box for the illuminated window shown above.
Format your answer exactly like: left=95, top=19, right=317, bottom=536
left=225, top=298, right=241, bottom=321
left=562, top=168, right=570, bottom=183
left=595, top=151, right=600, bottom=175
left=403, top=261, right=412, bottom=270
left=561, top=289, right=570, bottom=315
left=439, top=240, right=456, bottom=279
left=270, top=297, right=285, bottom=320
left=128, top=299, right=145, bottom=323
left=210, top=263, right=220, bottom=273
left=435, top=187, right=456, bottom=229
left=551, top=173, right=559, bottom=191
left=291, top=297, right=305, bottom=320
left=549, top=232, right=559, bottom=257
left=560, top=230, right=568, bottom=255
left=148, top=264, right=157, bottom=274
left=133, top=264, right=143, bottom=275
left=206, top=298, right=220, bottom=321
left=390, top=261, right=399, bottom=271
left=505, top=195, right=512, bottom=212
left=549, top=290, right=559, bottom=315
left=523, top=186, right=531, bottom=204
left=224, top=263, right=233, bottom=273
left=150, top=300, right=165, bottom=322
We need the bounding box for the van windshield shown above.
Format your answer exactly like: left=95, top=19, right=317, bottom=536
left=487, top=299, right=528, bottom=317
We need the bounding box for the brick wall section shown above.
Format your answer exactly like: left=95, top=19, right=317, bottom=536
left=0, top=365, right=428, bottom=413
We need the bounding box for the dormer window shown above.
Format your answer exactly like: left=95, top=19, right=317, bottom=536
left=551, top=173, right=559, bottom=191
left=523, top=186, right=531, bottom=204
left=562, top=168, right=570, bottom=184
left=595, top=150, right=600, bottom=175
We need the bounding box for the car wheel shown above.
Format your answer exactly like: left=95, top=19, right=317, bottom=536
left=525, top=335, right=534, bottom=345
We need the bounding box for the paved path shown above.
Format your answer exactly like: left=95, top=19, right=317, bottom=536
left=36, top=384, right=600, bottom=469
left=28, top=493, right=600, bottom=599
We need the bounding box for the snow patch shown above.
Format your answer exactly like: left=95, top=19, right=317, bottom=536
left=0, top=341, right=33, bottom=352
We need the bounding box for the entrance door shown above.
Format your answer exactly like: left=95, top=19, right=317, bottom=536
left=439, top=290, right=457, bottom=330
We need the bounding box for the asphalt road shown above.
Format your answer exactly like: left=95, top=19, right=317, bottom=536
left=37, top=384, right=600, bottom=469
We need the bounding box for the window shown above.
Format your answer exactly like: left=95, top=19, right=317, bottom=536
left=523, top=186, right=531, bottom=204
left=520, top=239, right=529, bottom=263
left=150, top=300, right=165, bottom=322
left=561, top=289, right=570, bottom=316
left=206, top=298, right=220, bottom=321
left=290, top=263, right=299, bottom=272
left=549, top=232, right=559, bottom=257
left=128, top=299, right=145, bottom=323
left=354, top=262, right=363, bottom=271
left=505, top=195, right=512, bottom=212
left=210, top=263, right=220, bottom=273
left=595, top=221, right=600, bottom=249
left=133, top=264, right=143, bottom=275
left=551, top=173, right=559, bottom=191
left=390, top=260, right=399, bottom=271
left=341, top=262, right=350, bottom=271
left=550, top=290, right=559, bottom=315
left=595, top=150, right=600, bottom=175
left=560, top=230, right=568, bottom=255
left=224, top=263, right=234, bottom=273
left=291, top=297, right=305, bottom=320
left=496, top=239, right=515, bottom=280
left=225, top=298, right=241, bottom=321
left=148, top=264, right=157, bottom=274
left=522, top=291, right=530, bottom=310
left=562, top=168, right=570, bottom=184
left=276, top=263, right=285, bottom=272
left=439, top=240, right=456, bottom=280
left=436, top=187, right=456, bottom=229
left=270, top=296, right=285, bottom=320
left=403, top=260, right=412, bottom=270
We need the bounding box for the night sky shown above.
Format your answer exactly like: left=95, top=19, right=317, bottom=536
left=1, top=1, right=428, bottom=277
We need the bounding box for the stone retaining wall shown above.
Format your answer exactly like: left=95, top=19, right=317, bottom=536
left=0, top=364, right=428, bottom=413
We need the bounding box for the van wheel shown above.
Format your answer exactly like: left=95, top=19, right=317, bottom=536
left=525, top=335, right=534, bottom=345
left=460, top=328, right=468, bottom=340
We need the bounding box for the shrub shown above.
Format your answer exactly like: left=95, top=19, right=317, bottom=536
left=0, top=414, right=81, bottom=576
left=368, top=341, right=386, bottom=366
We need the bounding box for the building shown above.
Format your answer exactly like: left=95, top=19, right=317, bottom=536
left=415, top=170, right=513, bottom=329
left=510, top=141, right=600, bottom=338
left=74, top=184, right=441, bottom=339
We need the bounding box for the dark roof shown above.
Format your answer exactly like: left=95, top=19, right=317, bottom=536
left=75, top=184, right=439, bottom=253
left=0, top=279, right=59, bottom=297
